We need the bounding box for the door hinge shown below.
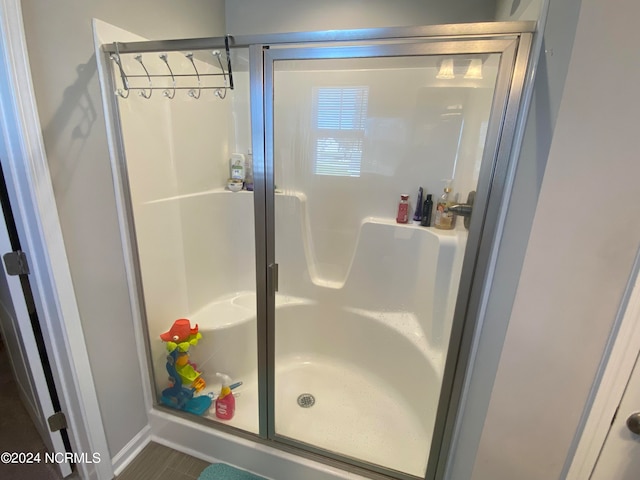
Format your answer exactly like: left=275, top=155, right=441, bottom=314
left=3, top=250, right=29, bottom=275
left=47, top=411, right=67, bottom=432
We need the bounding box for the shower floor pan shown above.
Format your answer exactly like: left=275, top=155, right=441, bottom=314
left=190, top=293, right=437, bottom=477
left=276, top=357, right=431, bottom=476
left=199, top=357, right=429, bottom=477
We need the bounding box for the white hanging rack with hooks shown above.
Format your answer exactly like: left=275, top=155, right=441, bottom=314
left=108, top=35, right=234, bottom=100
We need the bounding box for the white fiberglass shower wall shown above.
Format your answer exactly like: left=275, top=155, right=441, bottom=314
left=266, top=49, right=497, bottom=476
left=100, top=24, right=531, bottom=480
left=112, top=42, right=260, bottom=433
left=270, top=55, right=496, bottom=326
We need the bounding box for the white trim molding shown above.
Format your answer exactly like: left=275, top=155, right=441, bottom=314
left=112, top=425, right=151, bottom=476
left=0, top=1, right=112, bottom=478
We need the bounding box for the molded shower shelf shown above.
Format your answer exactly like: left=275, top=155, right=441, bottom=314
left=143, top=188, right=252, bottom=206
left=190, top=292, right=313, bottom=330
left=364, top=216, right=466, bottom=238
left=190, top=295, right=255, bottom=330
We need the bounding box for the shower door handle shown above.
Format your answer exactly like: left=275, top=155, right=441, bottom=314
left=269, top=263, right=279, bottom=293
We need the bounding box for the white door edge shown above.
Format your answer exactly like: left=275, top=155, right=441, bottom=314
left=0, top=1, right=113, bottom=479
left=0, top=208, right=71, bottom=476
left=565, top=246, right=640, bottom=480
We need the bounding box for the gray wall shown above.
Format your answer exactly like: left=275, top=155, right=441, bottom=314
left=495, top=0, right=544, bottom=20
left=20, top=0, right=226, bottom=458
left=225, top=0, right=496, bottom=35
left=446, top=0, right=583, bottom=477
left=458, top=0, right=640, bottom=478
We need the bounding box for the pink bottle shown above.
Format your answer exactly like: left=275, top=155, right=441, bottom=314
left=396, top=194, right=409, bottom=224
left=215, top=373, right=235, bottom=420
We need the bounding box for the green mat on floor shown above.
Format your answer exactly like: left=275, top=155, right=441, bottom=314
left=198, top=463, right=267, bottom=480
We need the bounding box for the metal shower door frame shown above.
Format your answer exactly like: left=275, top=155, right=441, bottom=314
left=255, top=30, right=533, bottom=480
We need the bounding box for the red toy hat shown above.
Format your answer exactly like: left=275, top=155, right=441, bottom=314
left=160, top=319, right=199, bottom=343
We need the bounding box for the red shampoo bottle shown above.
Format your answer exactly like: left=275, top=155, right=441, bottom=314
left=396, top=194, right=410, bottom=223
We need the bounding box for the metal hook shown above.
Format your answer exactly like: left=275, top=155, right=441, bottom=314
left=110, top=43, right=130, bottom=98
left=212, top=50, right=227, bottom=99
left=159, top=53, right=176, bottom=99
left=185, top=52, right=201, bottom=99
left=134, top=55, right=152, bottom=99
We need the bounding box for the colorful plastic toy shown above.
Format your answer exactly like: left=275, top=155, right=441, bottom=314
left=159, top=319, right=211, bottom=415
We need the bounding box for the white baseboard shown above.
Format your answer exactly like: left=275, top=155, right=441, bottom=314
left=112, top=425, right=152, bottom=476
left=148, top=409, right=369, bottom=480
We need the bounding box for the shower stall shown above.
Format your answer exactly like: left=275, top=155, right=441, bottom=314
left=99, top=22, right=534, bottom=480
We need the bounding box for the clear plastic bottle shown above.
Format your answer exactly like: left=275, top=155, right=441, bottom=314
left=434, top=180, right=456, bottom=230
left=230, top=154, right=245, bottom=181
left=413, top=187, right=424, bottom=223
left=396, top=194, right=409, bottom=224
left=244, top=150, right=254, bottom=191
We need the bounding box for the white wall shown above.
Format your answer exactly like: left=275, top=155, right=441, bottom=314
left=458, top=0, right=640, bottom=478
left=19, top=0, right=226, bottom=459
left=226, top=0, right=497, bottom=35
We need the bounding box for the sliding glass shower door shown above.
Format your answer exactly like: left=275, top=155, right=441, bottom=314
left=262, top=37, right=526, bottom=478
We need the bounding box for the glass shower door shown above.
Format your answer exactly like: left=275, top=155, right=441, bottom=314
left=263, top=39, right=522, bottom=478
left=110, top=46, right=260, bottom=434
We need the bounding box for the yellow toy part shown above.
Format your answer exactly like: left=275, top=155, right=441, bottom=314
left=164, top=332, right=202, bottom=353
left=175, top=353, right=189, bottom=367
left=190, top=377, right=206, bottom=392
left=175, top=362, right=204, bottom=388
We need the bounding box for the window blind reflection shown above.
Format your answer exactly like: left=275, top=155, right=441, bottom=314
left=313, top=86, right=369, bottom=177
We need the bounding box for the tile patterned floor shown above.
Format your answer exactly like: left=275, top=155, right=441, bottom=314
left=0, top=335, right=208, bottom=480
left=116, top=442, right=210, bottom=480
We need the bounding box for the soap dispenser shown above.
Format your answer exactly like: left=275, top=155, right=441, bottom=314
left=434, top=180, right=456, bottom=230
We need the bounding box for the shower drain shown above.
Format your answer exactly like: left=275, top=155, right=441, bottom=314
left=297, top=393, right=315, bottom=408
